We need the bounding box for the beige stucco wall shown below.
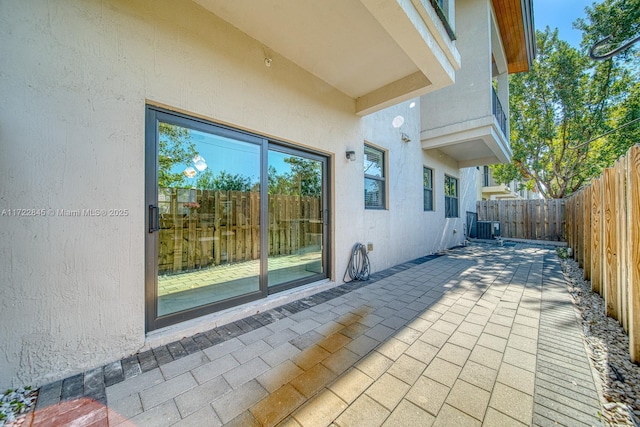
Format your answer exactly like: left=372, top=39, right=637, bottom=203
left=0, top=0, right=469, bottom=388
left=421, top=0, right=493, bottom=130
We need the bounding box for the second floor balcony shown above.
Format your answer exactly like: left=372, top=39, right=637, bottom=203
left=492, top=86, right=507, bottom=137
left=194, top=0, right=461, bottom=116
left=419, top=0, right=534, bottom=167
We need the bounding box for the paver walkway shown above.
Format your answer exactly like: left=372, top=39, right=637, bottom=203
left=29, top=243, right=604, bottom=426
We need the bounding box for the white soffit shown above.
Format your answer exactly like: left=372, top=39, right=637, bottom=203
left=194, top=0, right=419, bottom=98
left=193, top=0, right=460, bottom=115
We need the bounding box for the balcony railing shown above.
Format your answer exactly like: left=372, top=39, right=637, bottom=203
left=492, top=87, right=507, bottom=137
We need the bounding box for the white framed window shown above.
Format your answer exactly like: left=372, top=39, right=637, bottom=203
left=364, top=144, right=386, bottom=209
left=445, top=175, right=459, bottom=218
left=423, top=167, right=434, bottom=211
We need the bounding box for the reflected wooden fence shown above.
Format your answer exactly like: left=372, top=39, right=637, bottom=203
left=158, top=188, right=321, bottom=274
left=476, top=199, right=566, bottom=241
left=565, top=144, right=640, bottom=361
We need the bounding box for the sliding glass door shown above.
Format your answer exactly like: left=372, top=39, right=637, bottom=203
left=268, top=149, right=325, bottom=290
left=146, top=107, right=329, bottom=331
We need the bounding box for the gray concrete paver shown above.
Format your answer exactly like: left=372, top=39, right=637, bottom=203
left=172, top=405, right=223, bottom=427
left=223, top=357, right=270, bottom=388
left=159, top=351, right=209, bottom=380
left=127, top=399, right=181, bottom=427
left=445, top=379, right=491, bottom=420
left=105, top=368, right=164, bottom=402
left=231, top=339, right=272, bottom=364
left=51, top=244, right=607, bottom=426
left=334, top=394, right=390, bottom=427
left=365, top=372, right=411, bottom=411
left=356, top=351, right=393, bottom=380
left=436, top=342, right=471, bottom=366
left=489, top=382, right=534, bottom=424
left=190, top=353, right=239, bottom=384
left=386, top=354, right=427, bottom=386
left=432, top=404, right=481, bottom=427
left=329, top=368, right=374, bottom=404
left=210, top=379, right=268, bottom=424
left=458, top=359, right=498, bottom=392
left=496, top=362, right=536, bottom=396
left=174, top=375, right=230, bottom=418
left=423, top=357, right=462, bottom=387
left=292, top=389, right=347, bottom=427
left=381, top=399, right=435, bottom=427
left=139, top=372, right=197, bottom=410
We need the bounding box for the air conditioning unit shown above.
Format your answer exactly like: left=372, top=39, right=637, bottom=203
left=477, top=221, right=500, bottom=240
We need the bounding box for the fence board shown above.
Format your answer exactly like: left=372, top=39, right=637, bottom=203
left=567, top=198, right=572, bottom=248
left=580, top=191, right=586, bottom=266
left=591, top=177, right=603, bottom=294
left=476, top=199, right=565, bottom=241
left=627, top=146, right=640, bottom=362
left=616, top=158, right=628, bottom=331
left=603, top=168, right=618, bottom=319
left=158, top=188, right=320, bottom=274
left=583, top=186, right=591, bottom=281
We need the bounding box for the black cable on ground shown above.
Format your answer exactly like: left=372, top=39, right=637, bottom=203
left=343, top=243, right=370, bottom=283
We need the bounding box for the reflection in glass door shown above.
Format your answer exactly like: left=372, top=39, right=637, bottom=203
left=149, top=114, right=262, bottom=323
left=268, top=149, right=325, bottom=289
left=146, top=107, right=329, bottom=331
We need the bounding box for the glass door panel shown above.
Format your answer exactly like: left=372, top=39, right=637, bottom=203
left=156, top=122, right=261, bottom=316
left=267, top=150, right=324, bottom=288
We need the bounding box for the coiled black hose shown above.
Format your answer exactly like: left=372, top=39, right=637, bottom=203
left=343, top=243, right=370, bottom=282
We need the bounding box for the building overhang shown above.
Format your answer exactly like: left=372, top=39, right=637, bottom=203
left=491, top=0, right=536, bottom=73
left=483, top=185, right=514, bottom=195
left=193, top=0, right=461, bottom=115
left=421, top=115, right=511, bottom=167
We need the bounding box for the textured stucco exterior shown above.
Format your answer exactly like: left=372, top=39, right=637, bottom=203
left=1, top=0, right=472, bottom=388
left=420, top=0, right=512, bottom=167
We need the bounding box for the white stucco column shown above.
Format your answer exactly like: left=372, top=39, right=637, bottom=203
left=497, top=72, right=509, bottom=137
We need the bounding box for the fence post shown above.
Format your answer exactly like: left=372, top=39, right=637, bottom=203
left=603, top=168, right=618, bottom=320
left=566, top=197, right=574, bottom=257
left=583, top=186, right=591, bottom=281
left=616, top=158, right=628, bottom=331
left=591, top=177, right=602, bottom=295
left=627, top=146, right=640, bottom=362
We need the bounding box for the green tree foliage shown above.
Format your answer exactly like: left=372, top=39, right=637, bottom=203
left=576, top=0, right=640, bottom=159
left=158, top=123, right=198, bottom=188
left=575, top=0, right=640, bottom=62
left=195, top=170, right=256, bottom=192
left=493, top=22, right=637, bottom=198
left=268, top=157, right=321, bottom=197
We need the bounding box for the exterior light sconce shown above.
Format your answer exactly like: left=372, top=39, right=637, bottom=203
left=346, top=151, right=356, bottom=161
left=401, top=132, right=411, bottom=143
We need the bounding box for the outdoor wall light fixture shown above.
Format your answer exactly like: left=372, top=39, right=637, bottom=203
left=346, top=151, right=356, bottom=161
left=401, top=132, right=411, bottom=143
left=392, top=115, right=405, bottom=128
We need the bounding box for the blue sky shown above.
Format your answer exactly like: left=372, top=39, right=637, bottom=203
left=533, top=0, right=595, bottom=47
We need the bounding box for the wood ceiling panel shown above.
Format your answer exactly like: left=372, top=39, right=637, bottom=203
left=492, top=0, right=532, bottom=73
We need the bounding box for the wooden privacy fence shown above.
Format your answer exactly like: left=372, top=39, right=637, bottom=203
left=158, top=188, right=322, bottom=274
left=565, top=144, right=640, bottom=361
left=476, top=199, right=566, bottom=241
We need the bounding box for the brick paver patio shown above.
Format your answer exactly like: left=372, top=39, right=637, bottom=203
left=29, top=243, right=603, bottom=426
